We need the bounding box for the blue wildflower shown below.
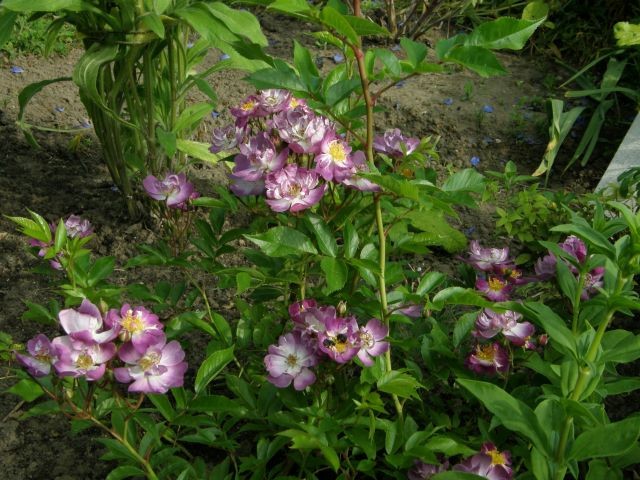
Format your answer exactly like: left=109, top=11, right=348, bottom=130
left=219, top=53, right=231, bottom=61
left=482, top=105, right=494, bottom=113
left=54, top=106, right=65, bottom=113
left=395, top=80, right=405, bottom=88
left=470, top=156, right=480, bottom=167
left=10, top=66, right=24, bottom=74
left=332, top=53, right=344, bottom=63
left=211, top=111, right=220, bottom=119
left=443, top=97, right=454, bottom=106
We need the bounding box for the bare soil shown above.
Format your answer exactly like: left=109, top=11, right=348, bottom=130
left=0, top=14, right=618, bottom=479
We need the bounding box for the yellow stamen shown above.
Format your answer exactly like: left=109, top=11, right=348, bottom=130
left=139, top=352, right=161, bottom=371
left=121, top=309, right=144, bottom=334
left=488, top=277, right=506, bottom=291
left=75, top=352, right=94, bottom=370
left=488, top=449, right=507, bottom=465
left=476, top=344, right=495, bottom=361
left=285, top=354, right=298, bottom=368
left=241, top=100, right=256, bottom=111
left=289, top=98, right=301, bottom=108
left=328, top=141, right=347, bottom=164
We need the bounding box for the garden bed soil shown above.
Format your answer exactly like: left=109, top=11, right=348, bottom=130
left=0, top=14, right=621, bottom=479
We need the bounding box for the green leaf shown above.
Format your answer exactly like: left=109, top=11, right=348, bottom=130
left=568, top=417, right=640, bottom=461
left=106, top=465, right=145, bottom=480
left=147, top=393, right=175, bottom=421
left=268, top=0, right=312, bottom=15
left=293, top=40, right=320, bottom=92
left=324, top=78, right=361, bottom=106
left=457, top=378, right=550, bottom=455
left=305, top=213, right=338, bottom=257
left=343, top=223, right=359, bottom=258
left=522, top=1, right=549, bottom=21
left=601, top=330, right=640, bottom=363
left=7, top=378, right=44, bottom=402
left=173, top=102, right=214, bottom=133
left=190, top=394, right=249, bottom=416
left=407, top=211, right=467, bottom=253
left=176, top=139, right=228, bottom=164
left=433, top=472, right=488, bottom=480
left=430, top=287, right=492, bottom=310
left=6, top=210, right=52, bottom=243
left=376, top=370, right=423, bottom=399
left=156, top=127, right=177, bottom=158
left=141, top=12, right=165, bottom=38
left=400, top=37, right=428, bottom=68
left=374, top=48, right=402, bottom=77
left=345, top=15, right=389, bottom=37
left=16, top=77, right=72, bottom=147
left=321, top=257, right=348, bottom=294
left=87, top=257, right=115, bottom=286
left=0, top=10, right=17, bottom=50
left=441, top=46, right=506, bottom=77
left=551, top=224, right=615, bottom=257
left=195, top=346, right=235, bottom=395
left=246, top=65, right=307, bottom=93
left=441, top=168, right=485, bottom=193
left=453, top=312, right=478, bottom=348
left=416, top=271, right=446, bottom=296
left=320, top=6, right=358, bottom=44
left=278, top=429, right=340, bottom=471
left=207, top=2, right=268, bottom=46
left=466, top=16, right=545, bottom=51
left=53, top=219, right=66, bottom=253
left=245, top=227, right=318, bottom=257
left=3, top=0, right=91, bottom=12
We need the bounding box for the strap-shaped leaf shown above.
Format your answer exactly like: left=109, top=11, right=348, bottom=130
left=458, top=378, right=551, bottom=456
left=3, top=0, right=89, bottom=12
left=195, top=346, right=235, bottom=394
left=0, top=9, right=17, bottom=50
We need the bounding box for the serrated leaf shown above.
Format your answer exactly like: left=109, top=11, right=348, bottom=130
left=376, top=370, right=422, bottom=399
left=400, top=37, right=428, bottom=67
left=320, top=257, right=348, bottom=294
left=105, top=465, right=146, bottom=480
left=245, top=227, right=317, bottom=257
left=7, top=378, right=44, bottom=402
left=345, top=15, right=389, bottom=37
left=195, top=346, right=235, bottom=394
left=305, top=213, right=338, bottom=257
left=321, top=6, right=358, bottom=44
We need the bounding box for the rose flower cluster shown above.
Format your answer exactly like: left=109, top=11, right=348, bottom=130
left=15, top=300, right=187, bottom=394
left=264, top=300, right=389, bottom=390
left=211, top=89, right=420, bottom=212
left=29, top=214, right=93, bottom=270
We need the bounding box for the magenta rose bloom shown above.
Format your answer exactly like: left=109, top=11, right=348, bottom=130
left=264, top=331, right=318, bottom=390
left=58, top=299, right=118, bottom=345
left=230, top=94, right=263, bottom=128
left=408, top=459, right=450, bottom=480
left=15, top=334, right=59, bottom=377
left=466, top=342, right=509, bottom=376
left=318, top=315, right=360, bottom=363
left=288, top=299, right=318, bottom=324
left=453, top=442, right=513, bottom=480
left=355, top=318, right=389, bottom=366
left=474, top=309, right=511, bottom=340
left=52, top=336, right=116, bottom=381
left=271, top=107, right=333, bottom=154
left=314, top=135, right=354, bottom=182
left=373, top=128, right=419, bottom=158
left=106, top=304, right=164, bottom=353
left=265, top=164, right=327, bottom=213
left=534, top=253, right=556, bottom=280
left=476, top=276, right=513, bottom=301
left=143, top=172, right=195, bottom=209
left=232, top=133, right=289, bottom=182
left=114, top=334, right=187, bottom=394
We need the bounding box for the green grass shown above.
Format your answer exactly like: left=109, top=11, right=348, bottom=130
left=2, top=14, right=76, bottom=58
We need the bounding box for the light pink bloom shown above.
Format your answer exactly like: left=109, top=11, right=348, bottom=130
left=258, top=89, right=291, bottom=114
left=230, top=94, right=263, bottom=128
left=58, top=299, right=118, bottom=345
left=106, top=304, right=164, bottom=354
left=373, top=128, right=419, bottom=158
left=271, top=107, right=333, bottom=154
left=52, top=336, right=116, bottom=381
left=264, top=331, right=317, bottom=390
left=64, top=215, right=93, bottom=238
left=265, top=164, right=327, bottom=213
left=534, top=253, right=556, bottom=280
left=466, top=343, right=509, bottom=376
left=502, top=319, right=536, bottom=349
left=474, top=309, right=512, bottom=340
left=408, top=459, right=450, bottom=480
left=114, top=334, right=187, bottom=394
left=356, top=319, right=389, bottom=366
left=341, top=151, right=381, bottom=192
left=288, top=299, right=318, bottom=324
left=210, top=125, right=240, bottom=153
left=232, top=133, right=289, bottom=182
left=453, top=442, right=513, bottom=480
left=314, top=136, right=354, bottom=182
left=15, top=334, right=59, bottom=377
left=318, top=315, right=360, bottom=363
left=467, top=241, right=511, bottom=272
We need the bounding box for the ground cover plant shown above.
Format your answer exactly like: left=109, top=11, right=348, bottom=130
left=1, top=1, right=640, bottom=479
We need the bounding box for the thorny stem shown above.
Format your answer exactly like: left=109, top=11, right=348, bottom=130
left=351, top=0, right=403, bottom=419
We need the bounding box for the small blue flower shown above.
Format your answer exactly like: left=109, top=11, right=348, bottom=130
left=211, top=110, right=220, bottom=119
left=332, top=53, right=344, bottom=63
left=464, top=226, right=476, bottom=237
left=54, top=106, right=65, bottom=113
left=10, top=66, right=24, bottom=74
left=391, top=44, right=402, bottom=52
left=395, top=80, right=405, bottom=88
left=79, top=119, right=92, bottom=129
left=470, top=156, right=480, bottom=167
left=186, top=42, right=194, bottom=49
left=219, top=53, right=231, bottom=61
left=482, top=105, right=494, bottom=113
left=443, top=97, right=454, bottom=106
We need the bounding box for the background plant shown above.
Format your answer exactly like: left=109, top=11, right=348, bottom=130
left=0, top=0, right=270, bottom=218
